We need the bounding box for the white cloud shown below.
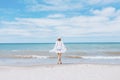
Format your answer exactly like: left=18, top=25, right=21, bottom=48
left=24, top=0, right=83, bottom=11
left=44, top=0, right=66, bottom=5
left=22, top=0, right=120, bottom=12
left=15, top=18, right=65, bottom=27
left=92, top=7, right=118, bottom=17
left=84, top=0, right=120, bottom=5
left=47, top=14, right=65, bottom=18
left=0, top=28, right=31, bottom=36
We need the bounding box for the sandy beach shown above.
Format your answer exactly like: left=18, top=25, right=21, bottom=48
left=0, top=64, right=120, bottom=80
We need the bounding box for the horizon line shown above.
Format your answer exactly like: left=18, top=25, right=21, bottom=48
left=0, top=42, right=120, bottom=44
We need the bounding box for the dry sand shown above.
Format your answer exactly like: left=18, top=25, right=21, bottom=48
left=0, top=64, right=120, bottom=80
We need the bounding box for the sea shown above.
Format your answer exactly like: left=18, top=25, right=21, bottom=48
left=0, top=42, right=120, bottom=66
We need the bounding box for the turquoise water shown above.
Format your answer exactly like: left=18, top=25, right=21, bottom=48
left=0, top=42, right=120, bottom=51
left=0, top=43, right=53, bottom=51
left=0, top=42, right=120, bottom=65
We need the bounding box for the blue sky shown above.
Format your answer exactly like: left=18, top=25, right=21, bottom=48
left=0, top=0, right=120, bottom=43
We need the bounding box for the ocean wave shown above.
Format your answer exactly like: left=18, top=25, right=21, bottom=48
left=14, top=55, right=49, bottom=59
left=81, top=56, right=120, bottom=59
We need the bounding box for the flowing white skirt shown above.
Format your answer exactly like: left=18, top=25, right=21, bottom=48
left=49, top=47, right=66, bottom=53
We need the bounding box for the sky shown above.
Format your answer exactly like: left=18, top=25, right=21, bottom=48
left=0, top=0, right=120, bottom=43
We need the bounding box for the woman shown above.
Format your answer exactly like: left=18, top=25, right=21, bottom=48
left=50, top=37, right=66, bottom=64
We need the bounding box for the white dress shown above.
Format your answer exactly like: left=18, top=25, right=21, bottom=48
left=49, top=41, right=66, bottom=53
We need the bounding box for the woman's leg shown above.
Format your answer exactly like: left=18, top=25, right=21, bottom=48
left=57, top=53, right=62, bottom=64
left=57, top=53, right=60, bottom=64
left=59, top=53, right=62, bottom=64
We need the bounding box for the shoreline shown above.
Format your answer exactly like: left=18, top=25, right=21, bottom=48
left=0, top=62, right=120, bottom=67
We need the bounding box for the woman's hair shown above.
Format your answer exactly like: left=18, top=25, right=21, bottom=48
left=57, top=38, right=61, bottom=41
